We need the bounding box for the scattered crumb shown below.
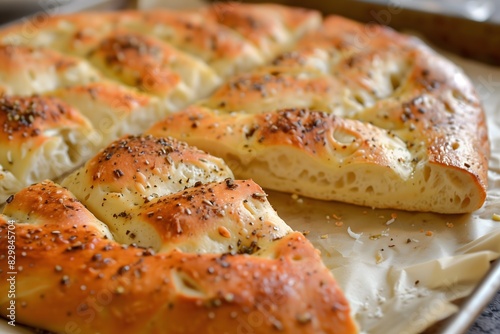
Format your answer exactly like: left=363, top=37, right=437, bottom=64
left=291, top=193, right=299, bottom=200
left=301, top=230, right=310, bottom=236
left=493, top=213, right=500, bottom=221
left=347, top=226, right=363, bottom=240
left=425, top=230, right=433, bottom=237
left=325, top=215, right=330, bottom=220
left=320, top=234, right=329, bottom=239
left=332, top=214, right=342, bottom=220
left=391, top=212, right=398, bottom=219
left=335, top=221, right=344, bottom=227
left=375, top=251, right=384, bottom=264
left=446, top=222, right=454, bottom=228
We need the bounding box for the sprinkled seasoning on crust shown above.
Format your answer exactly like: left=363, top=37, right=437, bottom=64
left=0, top=178, right=356, bottom=333
left=0, top=96, right=80, bottom=142
left=149, top=14, right=489, bottom=214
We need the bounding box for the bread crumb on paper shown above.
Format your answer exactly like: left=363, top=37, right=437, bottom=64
left=347, top=226, right=363, bottom=241
left=375, top=250, right=384, bottom=264
left=492, top=213, right=500, bottom=221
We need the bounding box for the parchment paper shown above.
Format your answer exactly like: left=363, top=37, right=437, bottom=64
left=1, top=2, right=500, bottom=333
left=263, top=45, right=500, bottom=333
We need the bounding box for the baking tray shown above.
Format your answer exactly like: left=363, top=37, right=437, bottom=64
left=1, top=1, right=500, bottom=333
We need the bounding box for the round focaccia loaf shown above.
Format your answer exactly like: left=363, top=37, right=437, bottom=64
left=61, top=134, right=235, bottom=247
left=0, top=95, right=96, bottom=202
left=0, top=181, right=357, bottom=333
left=0, top=3, right=321, bottom=202
left=148, top=15, right=490, bottom=214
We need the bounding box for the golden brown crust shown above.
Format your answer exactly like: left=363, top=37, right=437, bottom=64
left=138, top=180, right=275, bottom=248
left=0, top=181, right=356, bottom=334
left=151, top=14, right=489, bottom=213
left=148, top=106, right=404, bottom=168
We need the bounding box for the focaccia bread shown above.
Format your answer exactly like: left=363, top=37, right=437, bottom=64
left=148, top=15, right=490, bottom=214
left=0, top=2, right=490, bottom=333
left=0, top=3, right=321, bottom=202
left=0, top=136, right=357, bottom=334
left=61, top=134, right=235, bottom=247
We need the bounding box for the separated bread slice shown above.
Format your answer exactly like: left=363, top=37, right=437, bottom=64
left=61, top=135, right=234, bottom=239
left=0, top=95, right=96, bottom=202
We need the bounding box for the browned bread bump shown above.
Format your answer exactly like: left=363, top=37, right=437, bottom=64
left=61, top=134, right=235, bottom=247
left=148, top=15, right=489, bottom=214
left=0, top=44, right=101, bottom=96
